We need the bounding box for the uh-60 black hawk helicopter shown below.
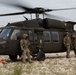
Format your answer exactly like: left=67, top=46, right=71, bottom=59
left=0, top=3, right=76, bottom=61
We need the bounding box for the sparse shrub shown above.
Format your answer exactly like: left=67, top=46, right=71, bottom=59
left=11, top=64, right=23, bottom=75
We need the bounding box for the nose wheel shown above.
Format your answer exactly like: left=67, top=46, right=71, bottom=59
left=9, top=55, right=17, bottom=61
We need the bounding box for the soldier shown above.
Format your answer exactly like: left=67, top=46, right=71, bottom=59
left=71, top=31, right=75, bottom=41
left=63, top=31, right=71, bottom=58
left=72, top=36, right=76, bottom=56
left=20, top=34, right=32, bottom=63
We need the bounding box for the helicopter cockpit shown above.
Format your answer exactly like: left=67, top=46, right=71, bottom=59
left=0, top=26, right=21, bottom=54
left=0, top=26, right=21, bottom=40
left=0, top=28, right=11, bottom=40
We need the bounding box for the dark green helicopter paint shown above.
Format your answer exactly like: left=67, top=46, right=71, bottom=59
left=0, top=2, right=76, bottom=61
left=0, top=18, right=76, bottom=61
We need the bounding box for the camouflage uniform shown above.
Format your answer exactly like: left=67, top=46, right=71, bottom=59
left=72, top=37, right=76, bottom=55
left=20, top=34, right=32, bottom=63
left=71, top=32, right=76, bottom=49
left=63, top=33, right=71, bottom=58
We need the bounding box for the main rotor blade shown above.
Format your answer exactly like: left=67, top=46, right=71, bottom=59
left=45, top=7, right=76, bottom=12
left=1, top=1, right=76, bottom=17
left=0, top=1, right=34, bottom=11
left=6, top=4, right=34, bottom=11
left=0, top=11, right=27, bottom=16
left=1, top=1, right=76, bottom=13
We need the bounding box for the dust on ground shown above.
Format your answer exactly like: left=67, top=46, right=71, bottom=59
left=0, top=51, right=76, bottom=75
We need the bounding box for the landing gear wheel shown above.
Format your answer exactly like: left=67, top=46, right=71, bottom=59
left=9, top=55, right=17, bottom=61
left=37, top=50, right=45, bottom=61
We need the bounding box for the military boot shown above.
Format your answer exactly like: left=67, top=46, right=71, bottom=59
left=66, top=48, right=70, bottom=58
left=66, top=52, right=70, bottom=58
left=22, top=59, right=26, bottom=63
left=28, top=60, right=33, bottom=63
left=66, top=55, right=70, bottom=58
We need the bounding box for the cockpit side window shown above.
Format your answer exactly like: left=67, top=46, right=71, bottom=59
left=10, top=29, right=21, bottom=40
left=0, top=28, right=11, bottom=39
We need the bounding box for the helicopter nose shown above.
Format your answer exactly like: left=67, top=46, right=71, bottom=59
left=0, top=41, right=6, bottom=49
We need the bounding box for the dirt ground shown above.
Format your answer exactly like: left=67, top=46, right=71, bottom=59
left=0, top=51, right=76, bottom=75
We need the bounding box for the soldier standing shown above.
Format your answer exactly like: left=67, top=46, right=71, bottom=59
left=20, top=34, right=32, bottom=63
left=72, top=36, right=76, bottom=56
left=63, top=31, right=71, bottom=58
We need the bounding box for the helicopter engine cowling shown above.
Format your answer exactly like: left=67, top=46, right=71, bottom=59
left=42, top=18, right=73, bottom=30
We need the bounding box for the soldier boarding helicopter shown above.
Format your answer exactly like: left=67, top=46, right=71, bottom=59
left=0, top=2, right=76, bottom=61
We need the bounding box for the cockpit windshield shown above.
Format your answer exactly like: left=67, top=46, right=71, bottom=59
left=0, top=28, right=11, bottom=39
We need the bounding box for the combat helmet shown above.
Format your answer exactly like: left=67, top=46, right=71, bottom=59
left=23, top=34, right=28, bottom=38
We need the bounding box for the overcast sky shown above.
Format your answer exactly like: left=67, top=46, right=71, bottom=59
left=0, top=0, right=76, bottom=29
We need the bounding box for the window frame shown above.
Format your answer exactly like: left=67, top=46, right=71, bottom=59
left=28, top=30, right=34, bottom=42
left=43, top=31, right=51, bottom=43
left=52, top=32, right=59, bottom=43
left=0, top=28, right=11, bottom=40
left=10, top=29, right=21, bottom=40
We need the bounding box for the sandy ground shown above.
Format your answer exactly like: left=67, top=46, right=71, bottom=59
left=0, top=51, right=76, bottom=75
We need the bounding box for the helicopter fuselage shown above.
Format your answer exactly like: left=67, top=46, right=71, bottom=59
left=0, top=18, right=75, bottom=60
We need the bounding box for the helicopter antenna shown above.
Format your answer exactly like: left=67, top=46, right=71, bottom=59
left=35, top=13, right=39, bottom=19
left=23, top=16, right=28, bottom=20
left=30, top=14, right=32, bottom=20
left=43, top=13, right=45, bottom=19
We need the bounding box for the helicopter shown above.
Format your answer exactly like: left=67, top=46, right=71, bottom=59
left=0, top=2, right=76, bottom=61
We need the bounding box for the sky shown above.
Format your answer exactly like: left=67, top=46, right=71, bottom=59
left=0, top=0, right=76, bottom=29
